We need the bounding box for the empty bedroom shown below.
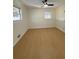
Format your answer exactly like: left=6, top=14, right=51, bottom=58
left=13, top=0, right=65, bottom=59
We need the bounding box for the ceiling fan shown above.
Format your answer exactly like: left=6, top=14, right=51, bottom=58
left=42, top=0, right=54, bottom=7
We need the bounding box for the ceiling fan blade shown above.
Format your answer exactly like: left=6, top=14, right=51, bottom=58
left=47, top=4, right=54, bottom=6
left=45, top=0, right=47, bottom=2
left=42, top=0, right=54, bottom=7
left=42, top=1, right=44, bottom=3
left=42, top=0, right=47, bottom=3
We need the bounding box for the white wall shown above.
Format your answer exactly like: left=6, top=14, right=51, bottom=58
left=13, top=0, right=29, bottom=46
left=55, top=5, right=65, bottom=32
left=28, top=8, right=56, bottom=29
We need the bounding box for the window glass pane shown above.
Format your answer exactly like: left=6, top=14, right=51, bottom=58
left=44, top=12, right=51, bottom=19
left=13, top=7, right=21, bottom=21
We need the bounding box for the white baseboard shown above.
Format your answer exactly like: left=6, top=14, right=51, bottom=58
left=56, top=26, right=65, bottom=32
left=13, top=29, right=29, bottom=47
left=29, top=26, right=55, bottom=29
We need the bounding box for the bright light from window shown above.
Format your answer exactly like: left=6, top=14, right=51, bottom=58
left=44, top=12, right=51, bottom=19
left=13, top=6, right=21, bottom=21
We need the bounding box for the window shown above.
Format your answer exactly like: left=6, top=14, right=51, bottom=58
left=13, top=6, right=21, bottom=21
left=44, top=12, right=51, bottom=19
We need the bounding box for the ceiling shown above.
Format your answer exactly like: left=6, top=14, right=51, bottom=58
left=21, top=0, right=65, bottom=8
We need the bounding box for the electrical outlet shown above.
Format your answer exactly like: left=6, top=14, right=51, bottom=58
left=17, top=34, right=21, bottom=38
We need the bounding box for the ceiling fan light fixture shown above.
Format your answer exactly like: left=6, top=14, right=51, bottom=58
left=44, top=4, right=48, bottom=7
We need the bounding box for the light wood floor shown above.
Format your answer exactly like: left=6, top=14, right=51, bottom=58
left=14, top=28, right=65, bottom=59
